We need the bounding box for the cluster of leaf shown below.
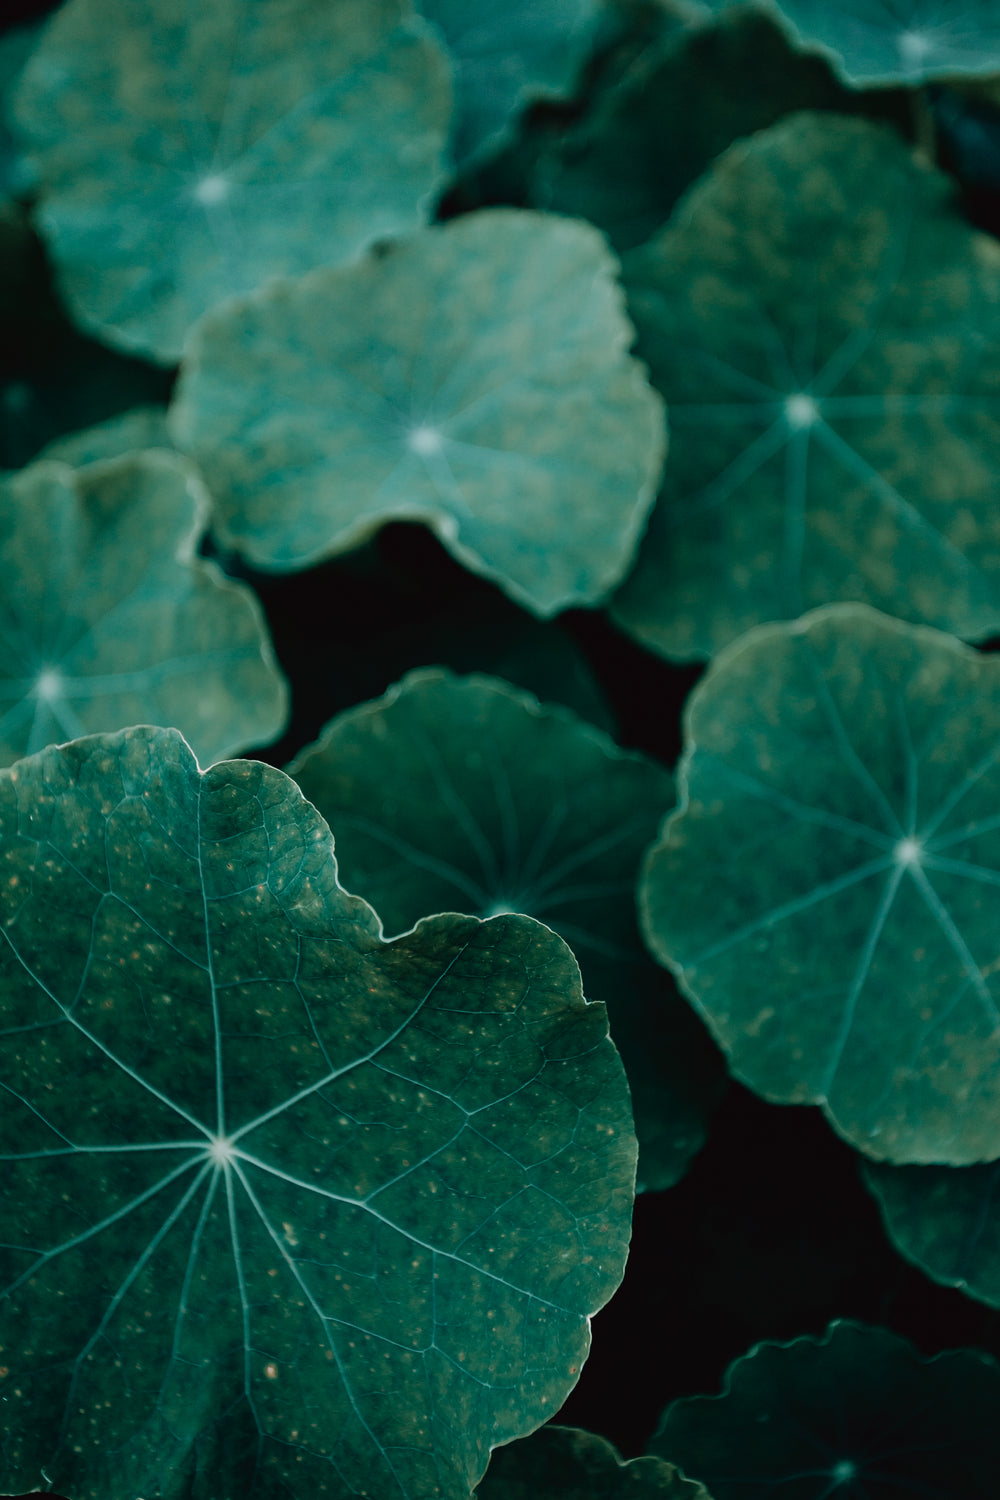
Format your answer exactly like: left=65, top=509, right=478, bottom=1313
left=6, top=0, right=1000, bottom=1497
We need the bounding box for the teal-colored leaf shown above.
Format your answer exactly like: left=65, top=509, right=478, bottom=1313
left=12, top=0, right=453, bottom=362
left=640, top=603, right=1000, bottom=1164
left=0, top=21, right=40, bottom=198
left=865, top=1157, right=1000, bottom=1308
left=0, top=725, right=636, bottom=1500
left=418, top=0, right=601, bottom=166
left=0, top=451, right=288, bottom=765
left=612, top=111, right=1000, bottom=661
left=34, top=405, right=173, bottom=467
left=649, top=1320, right=1000, bottom=1498
left=169, top=209, right=666, bottom=617
left=765, top=0, right=1000, bottom=87
left=288, top=669, right=724, bottom=1193
left=478, top=1426, right=711, bottom=1499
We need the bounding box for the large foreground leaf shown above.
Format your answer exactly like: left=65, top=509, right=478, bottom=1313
left=865, top=1157, right=1000, bottom=1308
left=170, top=210, right=665, bottom=616
left=478, top=1426, right=711, bottom=1498
left=649, top=1321, right=1000, bottom=1498
left=289, top=670, right=724, bottom=1191
left=765, top=0, right=1000, bottom=86
left=0, top=451, right=287, bottom=765
left=612, top=111, right=1000, bottom=661
left=12, top=0, right=452, bottom=361
left=640, top=603, right=1000, bottom=1164
left=0, top=726, right=636, bottom=1500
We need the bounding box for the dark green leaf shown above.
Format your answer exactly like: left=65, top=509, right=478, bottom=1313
left=478, top=1425, right=711, bottom=1499
left=865, top=1157, right=1000, bottom=1308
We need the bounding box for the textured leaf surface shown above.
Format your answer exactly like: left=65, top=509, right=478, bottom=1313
left=766, top=0, right=1000, bottom=86
left=0, top=451, right=287, bottom=766
left=649, top=1321, right=1000, bottom=1498
left=418, top=0, right=601, bottom=166
left=478, top=1425, right=711, bottom=1499
left=612, top=111, right=1000, bottom=661
left=35, top=405, right=173, bottom=468
left=12, top=0, right=452, bottom=361
left=289, top=670, right=723, bottom=1192
left=865, top=1157, right=1000, bottom=1308
left=640, top=604, right=1000, bottom=1164
left=170, top=210, right=666, bottom=616
left=0, top=726, right=636, bottom=1500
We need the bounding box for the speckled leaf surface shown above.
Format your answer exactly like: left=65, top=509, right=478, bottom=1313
left=418, top=0, right=601, bottom=166
left=865, top=1157, right=1000, bottom=1308
left=612, top=112, right=1000, bottom=662
left=649, top=1321, right=1000, bottom=1498
left=767, top=0, right=1000, bottom=86
left=12, top=0, right=453, bottom=362
left=170, top=210, right=666, bottom=616
left=536, top=9, right=856, bottom=254
left=288, top=670, right=723, bottom=1193
left=0, top=726, right=636, bottom=1500
left=0, top=451, right=288, bottom=766
left=477, top=1425, right=711, bottom=1499
left=35, top=405, right=173, bottom=467
left=640, top=604, right=1000, bottom=1164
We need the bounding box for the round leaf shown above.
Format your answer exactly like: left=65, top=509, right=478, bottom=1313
left=478, top=1426, right=711, bottom=1499
left=612, top=111, right=1000, bottom=661
left=12, top=0, right=453, bottom=362
left=170, top=210, right=666, bottom=617
left=0, top=726, right=636, bottom=1500
left=766, top=0, right=1000, bottom=87
left=865, top=1157, right=1000, bottom=1308
left=288, top=669, right=724, bottom=1192
left=649, top=1321, right=1000, bottom=1498
left=640, top=603, right=1000, bottom=1164
left=0, top=450, right=288, bottom=766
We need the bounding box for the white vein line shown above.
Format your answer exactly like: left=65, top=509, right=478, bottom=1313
left=0, top=1140, right=206, bottom=1162
left=195, top=779, right=224, bottom=1138
left=410, top=730, right=502, bottom=893
left=920, top=740, right=1000, bottom=845
left=53, top=1162, right=212, bottom=1453
left=911, top=863, right=1000, bottom=1027
left=0, top=925, right=213, bottom=1138
left=517, top=799, right=571, bottom=892
left=521, top=814, right=657, bottom=907
left=331, top=815, right=488, bottom=908
left=700, top=755, right=895, bottom=850
left=232, top=1159, right=409, bottom=1500
left=782, top=424, right=810, bottom=613
left=1, top=1154, right=203, bottom=1300
left=666, top=417, right=789, bottom=524
left=156, top=1167, right=222, bottom=1408
left=667, top=401, right=781, bottom=425
left=683, top=855, right=893, bottom=970
left=822, top=863, right=905, bottom=1098
left=224, top=1160, right=266, bottom=1448
left=801, top=637, right=904, bottom=837
left=921, top=853, right=1000, bottom=888
left=227, top=939, right=473, bottom=1145
left=928, top=808, right=1000, bottom=853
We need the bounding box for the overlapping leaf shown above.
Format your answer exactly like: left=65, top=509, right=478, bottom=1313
left=0, top=726, right=636, bottom=1500
left=765, top=0, right=1000, bottom=86
left=34, top=405, right=173, bottom=467
left=170, top=209, right=666, bottom=616
left=289, top=670, right=723, bottom=1192
left=0, top=451, right=288, bottom=765
left=478, top=1426, right=711, bottom=1499
left=640, top=603, right=1000, bottom=1164
left=865, top=1157, right=1000, bottom=1307
left=12, top=0, right=453, bottom=361
left=649, top=1321, right=1000, bottom=1498
left=612, top=111, right=1000, bottom=661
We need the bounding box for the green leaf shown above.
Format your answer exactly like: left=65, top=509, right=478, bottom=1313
left=12, top=0, right=453, bottom=362
left=169, top=209, right=666, bottom=617
left=0, top=725, right=636, bottom=1500
left=648, top=1320, right=1000, bottom=1498
left=536, top=7, right=857, bottom=254
left=611, top=111, right=1000, bottom=662
left=478, top=1426, right=712, bottom=1499
left=765, top=0, right=1000, bottom=87
left=640, top=602, right=1000, bottom=1164
left=865, top=1157, right=1000, bottom=1308
left=418, top=0, right=601, bottom=166
left=34, top=405, right=173, bottom=468
left=288, top=670, right=723, bottom=1193
left=0, top=451, right=288, bottom=765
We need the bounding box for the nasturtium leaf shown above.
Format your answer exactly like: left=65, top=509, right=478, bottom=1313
left=0, top=451, right=288, bottom=765
left=478, top=1425, right=711, bottom=1499
left=417, top=0, right=602, bottom=167
left=11, top=0, right=453, bottom=363
left=764, top=0, right=1000, bottom=87
left=170, top=209, right=666, bottom=617
left=865, top=1157, right=1000, bottom=1307
left=535, top=7, right=858, bottom=254
left=640, top=603, right=1000, bottom=1164
left=648, top=1320, right=1000, bottom=1498
left=0, top=725, right=636, bottom=1500
left=34, top=404, right=173, bottom=467
left=0, top=21, right=39, bottom=198
left=288, top=669, right=723, bottom=1193
left=611, top=110, right=1000, bottom=662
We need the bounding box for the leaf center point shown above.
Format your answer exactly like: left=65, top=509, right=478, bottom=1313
left=208, top=1134, right=236, bottom=1166
left=34, top=668, right=63, bottom=701
left=194, top=173, right=230, bottom=206
left=408, top=424, right=444, bottom=456
left=784, top=393, right=819, bottom=430
left=894, top=837, right=923, bottom=867
left=831, top=1459, right=857, bottom=1485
